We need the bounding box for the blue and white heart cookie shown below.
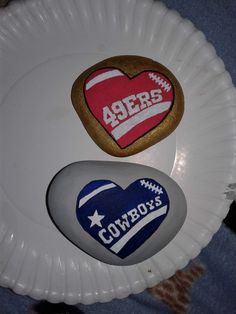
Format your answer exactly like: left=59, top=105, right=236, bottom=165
left=77, top=178, right=170, bottom=259
left=47, top=161, right=187, bottom=265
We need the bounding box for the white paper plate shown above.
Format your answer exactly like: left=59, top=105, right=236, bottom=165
left=0, top=0, right=236, bottom=305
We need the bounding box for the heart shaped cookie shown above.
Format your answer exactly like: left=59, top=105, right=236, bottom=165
left=47, top=161, right=187, bottom=265
left=71, top=56, right=184, bottom=157
left=77, top=178, right=169, bottom=259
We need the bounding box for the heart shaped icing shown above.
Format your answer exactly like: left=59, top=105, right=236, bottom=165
left=76, top=178, right=169, bottom=259
left=84, top=68, right=174, bottom=148
left=71, top=56, right=184, bottom=157
left=47, top=161, right=187, bottom=265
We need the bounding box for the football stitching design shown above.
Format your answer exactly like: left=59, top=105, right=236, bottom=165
left=149, top=72, right=172, bottom=92
left=140, top=179, right=164, bottom=195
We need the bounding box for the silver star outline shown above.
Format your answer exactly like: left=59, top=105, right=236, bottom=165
left=88, top=210, right=105, bottom=228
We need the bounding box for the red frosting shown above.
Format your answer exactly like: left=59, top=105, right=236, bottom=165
left=84, top=67, right=174, bottom=148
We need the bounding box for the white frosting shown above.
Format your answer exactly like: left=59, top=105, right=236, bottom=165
left=86, top=69, right=124, bottom=90
left=111, top=101, right=171, bottom=140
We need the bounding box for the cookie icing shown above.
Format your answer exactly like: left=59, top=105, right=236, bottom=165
left=47, top=161, right=187, bottom=265
left=71, top=55, right=184, bottom=157
left=84, top=68, right=174, bottom=148
left=76, top=178, right=170, bottom=258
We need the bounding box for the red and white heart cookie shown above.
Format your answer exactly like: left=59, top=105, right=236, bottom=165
left=71, top=56, right=184, bottom=157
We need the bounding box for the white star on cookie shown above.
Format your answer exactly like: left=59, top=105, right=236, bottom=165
left=88, top=210, right=105, bottom=228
